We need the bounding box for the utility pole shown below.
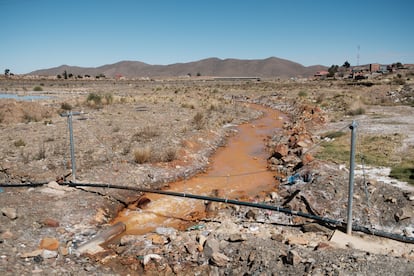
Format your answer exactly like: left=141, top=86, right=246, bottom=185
left=347, top=120, right=358, bottom=235
left=60, top=111, right=81, bottom=182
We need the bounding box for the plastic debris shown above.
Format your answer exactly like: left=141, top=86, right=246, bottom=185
left=187, top=224, right=205, bottom=231
left=142, top=253, right=162, bottom=265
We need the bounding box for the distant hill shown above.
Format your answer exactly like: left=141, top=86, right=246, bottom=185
left=29, top=57, right=327, bottom=78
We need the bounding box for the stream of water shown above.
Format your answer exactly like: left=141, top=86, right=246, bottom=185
left=113, top=104, right=285, bottom=235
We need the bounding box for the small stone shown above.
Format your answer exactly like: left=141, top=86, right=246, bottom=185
left=204, top=238, right=220, bottom=258
left=1, top=207, right=17, bottom=220
left=210, top=252, right=230, bottom=267
left=20, top=249, right=43, bottom=258
left=302, top=223, right=330, bottom=233
left=301, top=152, right=314, bottom=165
left=228, top=233, right=246, bottom=242
left=197, top=234, right=207, bottom=247
left=271, top=233, right=284, bottom=242
left=285, top=250, right=301, bottom=266
left=42, top=218, right=60, bottom=227
left=1, top=230, right=13, bottom=239
left=287, top=236, right=309, bottom=246
left=394, top=207, right=412, bottom=222
left=39, top=237, right=59, bottom=251
left=245, top=209, right=258, bottom=220
left=148, top=234, right=168, bottom=245
left=315, top=242, right=333, bottom=251
left=59, top=246, right=69, bottom=256
left=41, top=250, right=58, bottom=259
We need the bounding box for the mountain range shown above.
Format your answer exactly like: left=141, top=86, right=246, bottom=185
left=29, top=57, right=327, bottom=78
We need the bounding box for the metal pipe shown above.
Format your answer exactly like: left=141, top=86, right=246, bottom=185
left=1, top=180, right=413, bottom=243
left=347, top=120, right=358, bottom=235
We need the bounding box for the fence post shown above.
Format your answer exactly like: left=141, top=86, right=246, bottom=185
left=346, top=120, right=358, bottom=235
left=60, top=111, right=81, bottom=182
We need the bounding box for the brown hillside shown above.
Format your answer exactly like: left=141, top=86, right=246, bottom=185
left=29, top=57, right=326, bottom=78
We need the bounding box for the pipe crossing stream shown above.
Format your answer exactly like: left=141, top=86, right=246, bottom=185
left=112, top=104, right=285, bottom=235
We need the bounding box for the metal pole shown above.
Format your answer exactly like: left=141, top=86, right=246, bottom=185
left=67, top=112, right=76, bottom=182
left=347, top=120, right=358, bottom=235
left=60, top=111, right=81, bottom=182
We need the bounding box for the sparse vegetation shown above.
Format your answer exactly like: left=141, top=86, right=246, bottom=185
left=316, top=133, right=403, bottom=168
left=161, top=147, right=177, bottom=162
left=35, top=143, right=46, bottom=160
left=133, top=146, right=152, bottom=164
left=61, top=102, right=72, bottom=110
left=14, top=139, right=26, bottom=147
left=132, top=126, right=160, bottom=141
left=298, top=90, right=308, bottom=98
left=193, top=111, right=205, bottom=130
left=346, top=107, right=365, bottom=116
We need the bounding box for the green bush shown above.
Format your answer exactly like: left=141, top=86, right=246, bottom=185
left=33, top=86, right=43, bottom=91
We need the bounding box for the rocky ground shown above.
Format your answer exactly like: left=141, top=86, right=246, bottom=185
left=1, top=77, right=414, bottom=275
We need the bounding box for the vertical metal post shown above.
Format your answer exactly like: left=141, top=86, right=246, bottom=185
left=60, top=111, right=81, bottom=182
left=67, top=112, right=76, bottom=182
left=346, top=120, right=358, bottom=235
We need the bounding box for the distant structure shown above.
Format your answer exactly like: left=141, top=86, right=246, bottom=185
left=357, top=45, right=360, bottom=66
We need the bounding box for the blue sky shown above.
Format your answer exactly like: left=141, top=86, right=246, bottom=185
left=1, top=0, right=413, bottom=74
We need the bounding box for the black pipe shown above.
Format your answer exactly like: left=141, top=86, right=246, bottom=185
left=0, top=182, right=49, bottom=187
left=59, top=181, right=414, bottom=244
left=2, top=181, right=413, bottom=243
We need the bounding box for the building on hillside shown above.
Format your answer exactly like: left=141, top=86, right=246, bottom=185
left=314, top=70, right=329, bottom=79
left=369, top=63, right=380, bottom=72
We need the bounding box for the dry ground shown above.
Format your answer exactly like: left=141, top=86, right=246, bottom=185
left=1, top=76, right=414, bottom=275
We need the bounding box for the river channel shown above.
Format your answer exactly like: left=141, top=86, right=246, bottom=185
left=113, top=104, right=285, bottom=235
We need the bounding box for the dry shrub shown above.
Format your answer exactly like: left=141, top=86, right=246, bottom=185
left=14, top=139, right=26, bottom=147
left=133, top=146, right=152, bottom=164
left=161, top=147, right=177, bottom=162
left=61, top=102, right=72, bottom=111
left=193, top=111, right=205, bottom=130
left=132, top=126, right=159, bottom=141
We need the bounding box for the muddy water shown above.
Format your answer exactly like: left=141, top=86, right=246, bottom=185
left=113, top=104, right=284, bottom=234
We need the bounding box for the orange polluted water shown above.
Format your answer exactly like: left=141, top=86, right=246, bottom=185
left=113, top=104, right=285, bottom=235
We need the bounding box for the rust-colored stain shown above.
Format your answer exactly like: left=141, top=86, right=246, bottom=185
left=113, top=104, right=284, bottom=234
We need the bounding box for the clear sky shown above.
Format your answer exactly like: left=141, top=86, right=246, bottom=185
left=1, top=0, right=413, bottom=74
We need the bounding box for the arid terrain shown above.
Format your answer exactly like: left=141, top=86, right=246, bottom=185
left=1, top=73, right=414, bottom=275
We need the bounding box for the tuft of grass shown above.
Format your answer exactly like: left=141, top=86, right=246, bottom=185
left=133, top=146, right=152, bottom=164
left=61, top=102, right=72, bottom=110
left=132, top=126, right=159, bottom=141
left=161, top=147, right=177, bottom=162
left=14, top=139, right=26, bottom=147
left=35, top=143, right=46, bottom=160
left=193, top=111, right=205, bottom=130
left=346, top=107, right=366, bottom=116
left=298, top=90, right=308, bottom=98
left=23, top=112, right=39, bottom=123
left=33, top=86, right=43, bottom=91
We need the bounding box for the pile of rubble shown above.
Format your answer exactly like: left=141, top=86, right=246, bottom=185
left=267, top=104, right=325, bottom=182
